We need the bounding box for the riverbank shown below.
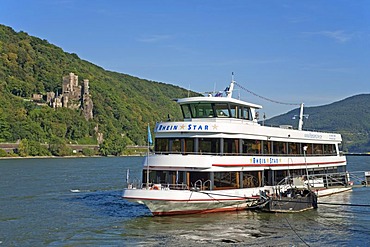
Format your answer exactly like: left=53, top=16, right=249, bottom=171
left=0, top=153, right=146, bottom=160
left=0, top=142, right=148, bottom=159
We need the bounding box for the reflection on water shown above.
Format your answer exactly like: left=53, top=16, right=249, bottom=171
left=123, top=211, right=271, bottom=246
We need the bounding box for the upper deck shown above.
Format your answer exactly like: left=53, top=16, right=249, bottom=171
left=177, top=96, right=262, bottom=110
left=155, top=78, right=342, bottom=144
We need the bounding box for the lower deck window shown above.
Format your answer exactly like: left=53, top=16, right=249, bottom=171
left=142, top=167, right=347, bottom=189
left=154, top=138, right=339, bottom=157
left=199, top=138, right=220, bottom=154
left=242, top=140, right=261, bottom=154
left=214, top=172, right=238, bottom=189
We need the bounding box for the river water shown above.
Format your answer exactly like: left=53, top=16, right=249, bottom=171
left=0, top=156, right=369, bottom=246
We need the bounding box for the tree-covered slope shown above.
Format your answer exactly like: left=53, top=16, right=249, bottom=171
left=0, top=24, right=197, bottom=154
left=265, top=94, right=370, bottom=152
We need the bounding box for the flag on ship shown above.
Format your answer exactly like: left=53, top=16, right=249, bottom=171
left=147, top=124, right=153, bottom=145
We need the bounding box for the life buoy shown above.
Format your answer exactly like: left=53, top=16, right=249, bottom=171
left=150, top=185, right=160, bottom=190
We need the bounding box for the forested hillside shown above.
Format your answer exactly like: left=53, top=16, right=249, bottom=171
left=265, top=94, right=370, bottom=153
left=0, top=24, right=197, bottom=156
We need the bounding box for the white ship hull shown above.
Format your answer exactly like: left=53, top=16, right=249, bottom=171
left=123, top=187, right=261, bottom=216
left=123, top=185, right=352, bottom=216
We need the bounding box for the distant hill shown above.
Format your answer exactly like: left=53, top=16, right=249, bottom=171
left=0, top=24, right=198, bottom=156
left=264, top=94, right=370, bottom=153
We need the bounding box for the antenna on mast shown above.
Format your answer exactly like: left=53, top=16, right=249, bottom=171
left=226, top=72, right=235, bottom=98
left=292, top=103, right=309, bottom=130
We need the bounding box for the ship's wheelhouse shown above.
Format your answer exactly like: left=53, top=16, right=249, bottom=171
left=181, top=102, right=253, bottom=120
left=177, top=96, right=262, bottom=122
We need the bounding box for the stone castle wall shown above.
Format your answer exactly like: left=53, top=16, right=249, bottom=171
left=47, top=72, right=93, bottom=120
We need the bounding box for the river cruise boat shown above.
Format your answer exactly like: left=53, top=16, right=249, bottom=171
left=122, top=78, right=350, bottom=216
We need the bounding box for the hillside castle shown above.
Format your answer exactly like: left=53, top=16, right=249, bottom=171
left=45, top=72, right=93, bottom=120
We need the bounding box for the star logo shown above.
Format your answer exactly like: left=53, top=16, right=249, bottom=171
left=212, top=124, right=218, bottom=130
left=180, top=124, right=185, bottom=130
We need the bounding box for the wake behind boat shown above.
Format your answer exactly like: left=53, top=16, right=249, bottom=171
left=122, top=76, right=351, bottom=216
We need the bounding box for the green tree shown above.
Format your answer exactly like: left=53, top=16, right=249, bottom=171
left=49, top=137, right=71, bottom=156
left=0, top=149, right=7, bottom=157
left=18, top=139, right=29, bottom=157
left=28, top=140, right=50, bottom=156
left=18, top=138, right=50, bottom=156
left=99, top=134, right=128, bottom=156
left=82, top=148, right=95, bottom=156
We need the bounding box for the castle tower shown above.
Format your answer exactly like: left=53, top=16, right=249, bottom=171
left=62, top=95, right=69, bottom=108
left=62, top=72, right=78, bottom=94
left=83, top=79, right=89, bottom=95
left=81, top=79, right=93, bottom=120
left=46, top=92, right=55, bottom=104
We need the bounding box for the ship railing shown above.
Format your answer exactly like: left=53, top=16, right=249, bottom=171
left=141, top=183, right=189, bottom=190
left=154, top=150, right=338, bottom=157
left=166, top=183, right=189, bottom=190
left=126, top=178, right=141, bottom=189
left=348, top=171, right=370, bottom=186
left=262, top=124, right=339, bottom=134
left=307, top=172, right=350, bottom=188
left=275, top=171, right=367, bottom=190
left=325, top=171, right=368, bottom=187
left=193, top=179, right=212, bottom=191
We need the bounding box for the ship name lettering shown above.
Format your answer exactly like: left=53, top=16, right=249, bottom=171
left=157, top=124, right=178, bottom=131
left=270, top=158, right=279, bottom=164
left=157, top=124, right=209, bottom=131
left=187, top=124, right=209, bottom=131
left=304, top=133, right=323, bottom=139
left=252, top=157, right=279, bottom=164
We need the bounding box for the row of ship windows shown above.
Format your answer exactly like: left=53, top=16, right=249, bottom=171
left=154, top=138, right=338, bottom=156
left=144, top=166, right=346, bottom=189
left=181, top=103, right=252, bottom=119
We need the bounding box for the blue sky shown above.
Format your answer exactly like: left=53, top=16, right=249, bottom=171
left=1, top=0, right=369, bottom=118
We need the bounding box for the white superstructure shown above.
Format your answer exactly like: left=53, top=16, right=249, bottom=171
left=123, top=78, right=350, bottom=216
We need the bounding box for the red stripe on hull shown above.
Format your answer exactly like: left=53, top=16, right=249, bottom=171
left=123, top=196, right=259, bottom=202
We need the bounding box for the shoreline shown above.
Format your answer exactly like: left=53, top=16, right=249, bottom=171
left=0, top=154, right=145, bottom=160
left=345, top=153, right=370, bottom=156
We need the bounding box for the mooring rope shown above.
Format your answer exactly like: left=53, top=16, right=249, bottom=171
left=285, top=217, right=311, bottom=247
left=317, top=202, right=370, bottom=207
left=198, top=190, right=256, bottom=200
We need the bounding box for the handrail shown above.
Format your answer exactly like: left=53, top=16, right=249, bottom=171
left=194, top=179, right=212, bottom=190
left=194, top=179, right=202, bottom=190
left=141, top=183, right=189, bottom=190
left=154, top=151, right=338, bottom=157
left=203, top=179, right=212, bottom=190
left=275, top=171, right=360, bottom=189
